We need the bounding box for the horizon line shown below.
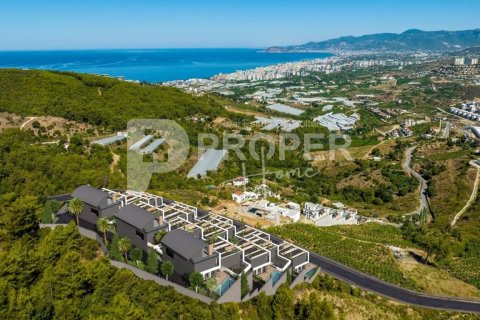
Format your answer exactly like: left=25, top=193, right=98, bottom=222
left=0, top=47, right=273, bottom=53
left=2, top=27, right=479, bottom=53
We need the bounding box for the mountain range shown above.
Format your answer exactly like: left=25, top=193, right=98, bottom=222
left=266, top=29, right=480, bottom=53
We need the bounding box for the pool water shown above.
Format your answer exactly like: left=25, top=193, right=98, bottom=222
left=215, top=276, right=235, bottom=296
left=304, top=268, right=317, bottom=280
left=271, top=270, right=283, bottom=286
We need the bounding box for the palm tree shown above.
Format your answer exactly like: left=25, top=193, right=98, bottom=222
left=68, top=198, right=84, bottom=226
left=154, top=230, right=167, bottom=244
left=117, top=237, right=131, bottom=262
left=96, top=217, right=111, bottom=245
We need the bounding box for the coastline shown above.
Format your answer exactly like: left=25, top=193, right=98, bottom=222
left=0, top=48, right=333, bottom=83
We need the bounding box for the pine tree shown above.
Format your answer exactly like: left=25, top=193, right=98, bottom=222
left=272, top=285, right=294, bottom=320
left=2, top=195, right=41, bottom=239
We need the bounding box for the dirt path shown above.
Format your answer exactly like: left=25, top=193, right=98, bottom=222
left=110, top=151, right=120, bottom=173
left=374, top=124, right=399, bottom=136
left=402, top=146, right=429, bottom=217
left=451, top=161, right=480, bottom=226
left=20, top=116, right=38, bottom=129
left=363, top=139, right=387, bottom=159
left=225, top=105, right=264, bottom=117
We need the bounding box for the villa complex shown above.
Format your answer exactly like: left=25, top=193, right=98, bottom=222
left=66, top=185, right=319, bottom=303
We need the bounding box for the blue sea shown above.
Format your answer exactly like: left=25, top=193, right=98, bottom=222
left=0, top=49, right=332, bottom=82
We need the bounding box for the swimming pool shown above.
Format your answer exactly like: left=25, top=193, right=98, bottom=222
left=214, top=276, right=235, bottom=296
left=271, top=270, right=283, bottom=286
left=304, top=268, right=317, bottom=281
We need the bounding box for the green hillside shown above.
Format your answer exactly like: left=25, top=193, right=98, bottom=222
left=0, top=69, right=231, bottom=131
left=0, top=218, right=466, bottom=320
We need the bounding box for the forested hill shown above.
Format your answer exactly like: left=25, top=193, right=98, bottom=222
left=0, top=69, right=228, bottom=130
left=267, top=28, right=480, bottom=53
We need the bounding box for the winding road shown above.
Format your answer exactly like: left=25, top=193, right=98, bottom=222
left=223, top=211, right=480, bottom=313
left=49, top=193, right=480, bottom=313
left=402, top=146, right=429, bottom=216
left=306, top=251, right=480, bottom=313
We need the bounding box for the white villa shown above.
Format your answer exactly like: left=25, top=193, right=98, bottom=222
left=303, top=202, right=359, bottom=226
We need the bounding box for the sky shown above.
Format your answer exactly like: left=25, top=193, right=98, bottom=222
left=0, top=0, right=479, bottom=50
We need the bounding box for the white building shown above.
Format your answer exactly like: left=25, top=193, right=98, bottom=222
left=466, top=57, right=478, bottom=65
left=454, top=57, right=465, bottom=65
left=232, top=176, right=249, bottom=187
left=303, top=202, right=359, bottom=226
left=243, top=200, right=301, bottom=222
left=232, top=191, right=259, bottom=203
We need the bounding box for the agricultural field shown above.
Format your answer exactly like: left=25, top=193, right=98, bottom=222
left=413, top=141, right=478, bottom=228
left=446, top=199, right=480, bottom=289
left=325, top=224, right=417, bottom=248
left=440, top=255, right=480, bottom=291
left=269, top=223, right=418, bottom=289
left=268, top=223, right=480, bottom=298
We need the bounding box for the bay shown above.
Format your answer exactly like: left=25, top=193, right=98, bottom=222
left=0, top=48, right=332, bottom=82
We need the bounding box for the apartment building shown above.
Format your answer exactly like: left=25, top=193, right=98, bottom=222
left=69, top=186, right=319, bottom=302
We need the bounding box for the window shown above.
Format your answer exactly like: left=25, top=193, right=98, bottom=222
left=166, top=247, right=174, bottom=259
left=136, top=230, right=144, bottom=240
left=90, top=208, right=99, bottom=216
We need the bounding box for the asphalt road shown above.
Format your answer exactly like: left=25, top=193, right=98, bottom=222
left=229, top=211, right=480, bottom=313
left=307, top=251, right=480, bottom=313
left=54, top=194, right=480, bottom=313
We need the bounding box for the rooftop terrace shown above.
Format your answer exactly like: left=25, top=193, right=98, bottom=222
left=103, top=188, right=309, bottom=275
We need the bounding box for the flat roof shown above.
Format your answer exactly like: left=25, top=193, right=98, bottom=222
left=102, top=188, right=310, bottom=274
